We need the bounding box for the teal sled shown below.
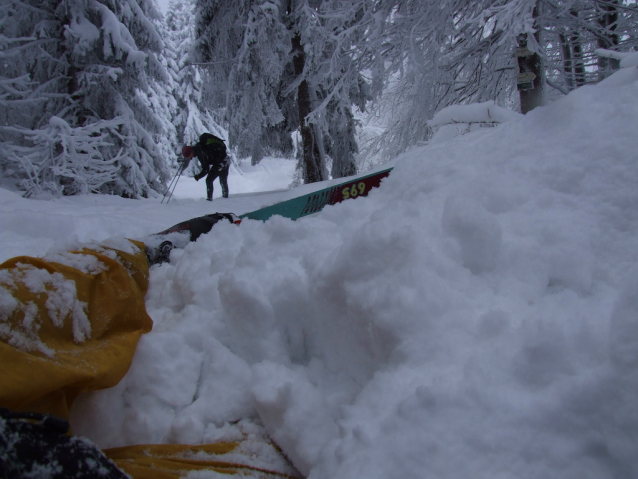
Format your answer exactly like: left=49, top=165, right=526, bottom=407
left=240, top=168, right=393, bottom=222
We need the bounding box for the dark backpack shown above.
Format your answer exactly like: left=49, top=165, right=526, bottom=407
left=198, top=133, right=227, bottom=164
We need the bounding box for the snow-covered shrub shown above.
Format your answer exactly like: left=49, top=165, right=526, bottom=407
left=427, top=101, right=523, bottom=143
left=4, top=117, right=124, bottom=197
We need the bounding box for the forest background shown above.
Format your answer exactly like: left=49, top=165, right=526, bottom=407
left=1, top=0, right=637, bottom=199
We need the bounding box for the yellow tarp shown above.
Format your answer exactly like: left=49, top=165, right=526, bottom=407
left=0, top=240, right=152, bottom=419
left=104, top=442, right=301, bottom=479
left=0, top=240, right=301, bottom=479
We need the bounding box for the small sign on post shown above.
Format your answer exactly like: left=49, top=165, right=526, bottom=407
left=515, top=47, right=534, bottom=58
left=517, top=72, right=536, bottom=91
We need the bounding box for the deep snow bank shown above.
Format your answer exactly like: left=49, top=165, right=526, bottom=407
left=72, top=69, right=638, bottom=479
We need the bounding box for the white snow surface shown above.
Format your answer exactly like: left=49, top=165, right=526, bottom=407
left=2, top=71, right=638, bottom=478
left=427, top=100, right=524, bottom=127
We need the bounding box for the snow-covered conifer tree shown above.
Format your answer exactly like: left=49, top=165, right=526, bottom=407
left=193, top=0, right=377, bottom=182
left=225, top=0, right=290, bottom=164
left=1, top=0, right=171, bottom=197
left=165, top=0, right=226, bottom=164
left=192, top=0, right=279, bottom=165
left=540, top=0, right=637, bottom=91
left=144, top=9, right=180, bottom=171
left=284, top=0, right=375, bottom=182
left=189, top=0, right=636, bottom=172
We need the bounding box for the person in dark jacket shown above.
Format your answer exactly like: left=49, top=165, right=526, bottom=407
left=181, top=134, right=230, bottom=201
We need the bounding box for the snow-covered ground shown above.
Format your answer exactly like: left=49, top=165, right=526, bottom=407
left=2, top=67, right=638, bottom=479
left=0, top=157, right=298, bottom=264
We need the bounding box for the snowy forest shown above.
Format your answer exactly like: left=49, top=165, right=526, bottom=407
left=1, top=0, right=637, bottom=198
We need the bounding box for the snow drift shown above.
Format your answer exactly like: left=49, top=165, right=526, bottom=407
left=30, top=67, right=638, bottom=478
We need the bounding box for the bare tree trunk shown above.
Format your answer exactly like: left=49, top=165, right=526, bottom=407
left=559, top=33, right=575, bottom=91
left=518, top=52, right=543, bottom=113
left=597, top=0, right=621, bottom=79
left=569, top=9, right=586, bottom=87
left=570, top=39, right=586, bottom=87
left=516, top=6, right=544, bottom=114
left=251, top=140, right=263, bottom=166
left=329, top=107, right=358, bottom=179
left=291, top=32, right=324, bottom=184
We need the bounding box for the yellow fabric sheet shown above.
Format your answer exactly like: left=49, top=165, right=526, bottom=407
left=104, top=442, right=301, bottom=479
left=0, top=240, right=153, bottom=419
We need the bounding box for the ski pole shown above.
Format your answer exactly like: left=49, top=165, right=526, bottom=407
left=165, top=165, right=184, bottom=204
left=229, top=154, right=243, bottom=176
left=231, top=161, right=244, bottom=176
left=164, top=167, right=183, bottom=204
left=161, top=168, right=179, bottom=203
left=163, top=165, right=182, bottom=197
left=162, top=164, right=185, bottom=204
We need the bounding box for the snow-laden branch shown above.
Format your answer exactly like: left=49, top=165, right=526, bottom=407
left=91, top=0, right=147, bottom=67
left=470, top=0, right=540, bottom=51
left=596, top=48, right=638, bottom=69
left=0, top=37, right=53, bottom=58
left=2, top=116, right=127, bottom=197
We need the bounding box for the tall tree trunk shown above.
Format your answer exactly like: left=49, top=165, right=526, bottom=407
left=597, top=0, right=621, bottom=79
left=559, top=33, right=574, bottom=91
left=516, top=5, right=545, bottom=114
left=516, top=7, right=543, bottom=114
left=251, top=139, right=263, bottom=166
left=569, top=9, right=586, bottom=87
left=291, top=32, right=324, bottom=184
left=330, top=107, right=358, bottom=178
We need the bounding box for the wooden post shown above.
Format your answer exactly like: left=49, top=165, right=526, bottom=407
left=516, top=33, right=544, bottom=114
